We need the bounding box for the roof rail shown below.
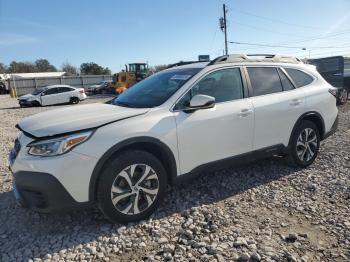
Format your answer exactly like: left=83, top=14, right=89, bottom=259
left=167, top=61, right=201, bottom=69
left=209, top=54, right=304, bottom=65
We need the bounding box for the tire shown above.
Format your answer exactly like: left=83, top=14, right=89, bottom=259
left=70, top=97, right=79, bottom=104
left=31, top=101, right=41, bottom=107
left=286, top=120, right=320, bottom=167
left=97, top=150, right=167, bottom=223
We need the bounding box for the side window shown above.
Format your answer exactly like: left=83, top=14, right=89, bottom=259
left=247, top=67, right=283, bottom=96
left=59, top=87, right=74, bottom=93
left=278, top=68, right=295, bottom=91
left=175, top=68, right=243, bottom=109
left=284, top=68, right=313, bottom=88
left=43, top=88, right=58, bottom=95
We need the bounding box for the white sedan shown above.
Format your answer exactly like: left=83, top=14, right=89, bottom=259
left=18, top=85, right=87, bottom=107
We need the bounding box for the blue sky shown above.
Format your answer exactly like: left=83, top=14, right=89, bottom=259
left=0, top=0, right=350, bottom=72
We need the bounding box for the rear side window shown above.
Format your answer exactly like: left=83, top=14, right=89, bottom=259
left=278, top=68, right=294, bottom=91
left=43, top=88, right=58, bottom=95
left=59, top=87, right=74, bottom=93
left=285, top=68, right=313, bottom=87
left=247, top=67, right=283, bottom=96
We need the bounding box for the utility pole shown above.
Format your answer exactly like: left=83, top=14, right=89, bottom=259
left=221, top=4, right=228, bottom=55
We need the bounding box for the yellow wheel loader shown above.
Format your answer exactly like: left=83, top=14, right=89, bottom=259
left=113, top=63, right=151, bottom=94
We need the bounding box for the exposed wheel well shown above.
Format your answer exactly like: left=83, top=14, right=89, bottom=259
left=89, top=138, right=177, bottom=201
left=302, top=114, right=325, bottom=139
left=291, top=112, right=325, bottom=143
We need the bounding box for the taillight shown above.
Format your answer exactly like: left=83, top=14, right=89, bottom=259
left=79, top=89, right=85, bottom=94
left=328, top=87, right=338, bottom=98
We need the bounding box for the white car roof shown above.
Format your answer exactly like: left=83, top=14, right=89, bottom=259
left=45, top=85, right=76, bottom=89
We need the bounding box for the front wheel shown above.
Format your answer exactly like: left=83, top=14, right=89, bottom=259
left=31, top=101, right=41, bottom=107
left=97, top=150, right=167, bottom=223
left=286, top=120, right=320, bottom=167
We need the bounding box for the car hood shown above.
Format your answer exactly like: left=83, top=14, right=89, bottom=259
left=19, top=94, right=36, bottom=100
left=17, top=103, right=149, bottom=138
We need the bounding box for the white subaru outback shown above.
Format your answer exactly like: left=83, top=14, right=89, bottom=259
left=9, top=54, right=338, bottom=223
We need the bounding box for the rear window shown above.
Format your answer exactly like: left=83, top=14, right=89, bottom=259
left=247, top=67, right=283, bottom=96
left=285, top=68, right=313, bottom=87
left=59, top=87, right=74, bottom=93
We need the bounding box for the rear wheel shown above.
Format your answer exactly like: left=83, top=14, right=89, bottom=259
left=286, top=120, right=320, bottom=167
left=97, top=150, right=167, bottom=223
left=70, top=97, right=79, bottom=104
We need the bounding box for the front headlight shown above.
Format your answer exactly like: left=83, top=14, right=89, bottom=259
left=27, top=131, right=93, bottom=156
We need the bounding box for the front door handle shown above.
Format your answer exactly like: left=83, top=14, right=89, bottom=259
left=238, top=109, right=252, bottom=117
left=290, top=99, right=302, bottom=106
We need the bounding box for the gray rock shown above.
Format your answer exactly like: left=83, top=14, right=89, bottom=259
left=251, top=252, right=261, bottom=261
left=233, top=237, right=248, bottom=247
left=286, top=233, right=298, bottom=242
left=238, top=252, right=250, bottom=261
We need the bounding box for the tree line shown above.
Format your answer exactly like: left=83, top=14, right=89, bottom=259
left=0, top=59, right=111, bottom=75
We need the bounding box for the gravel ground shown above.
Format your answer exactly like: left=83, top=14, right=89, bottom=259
left=0, top=95, right=349, bottom=262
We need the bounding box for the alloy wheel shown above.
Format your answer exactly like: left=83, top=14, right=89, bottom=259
left=296, top=128, right=318, bottom=162
left=110, top=164, right=159, bottom=215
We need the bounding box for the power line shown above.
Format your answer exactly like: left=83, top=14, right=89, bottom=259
left=235, top=30, right=350, bottom=52
left=227, top=6, right=349, bottom=31
left=234, top=21, right=306, bottom=37
left=307, top=48, right=350, bottom=57
left=229, top=41, right=350, bottom=49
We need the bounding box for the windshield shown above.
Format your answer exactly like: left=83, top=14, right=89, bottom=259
left=32, top=88, right=46, bottom=95
left=112, top=67, right=201, bottom=108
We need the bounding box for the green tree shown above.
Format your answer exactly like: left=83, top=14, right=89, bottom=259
left=7, top=61, right=36, bottom=73
left=0, top=63, right=7, bottom=74
left=61, top=62, right=78, bottom=75
left=34, top=59, right=57, bottom=72
left=80, top=62, right=111, bottom=75
left=151, top=64, right=168, bottom=73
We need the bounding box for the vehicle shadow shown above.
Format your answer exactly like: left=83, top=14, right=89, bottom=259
left=0, top=157, right=299, bottom=260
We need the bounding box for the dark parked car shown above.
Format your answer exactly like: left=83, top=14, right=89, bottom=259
left=308, top=56, right=348, bottom=105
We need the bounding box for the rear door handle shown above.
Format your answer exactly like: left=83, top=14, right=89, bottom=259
left=238, top=108, right=252, bottom=117
left=290, top=99, right=302, bottom=106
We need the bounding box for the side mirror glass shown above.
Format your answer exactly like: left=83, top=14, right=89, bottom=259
left=183, top=94, right=215, bottom=113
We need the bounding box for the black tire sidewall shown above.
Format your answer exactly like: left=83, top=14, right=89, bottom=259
left=289, top=120, right=320, bottom=167
left=71, top=97, right=79, bottom=104
left=97, top=150, right=167, bottom=223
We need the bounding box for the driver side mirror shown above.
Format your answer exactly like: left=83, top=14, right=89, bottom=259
left=183, top=94, right=215, bottom=113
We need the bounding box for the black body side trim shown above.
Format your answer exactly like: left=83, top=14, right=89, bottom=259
left=88, top=136, right=177, bottom=201
left=290, top=112, right=326, bottom=142
left=174, top=144, right=286, bottom=185
left=13, top=171, right=92, bottom=213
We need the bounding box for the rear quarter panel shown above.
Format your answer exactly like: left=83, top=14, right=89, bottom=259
left=303, top=79, right=338, bottom=134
